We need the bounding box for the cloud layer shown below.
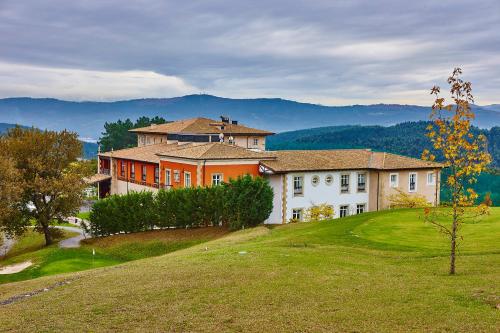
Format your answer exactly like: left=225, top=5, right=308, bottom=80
left=0, top=0, right=499, bottom=104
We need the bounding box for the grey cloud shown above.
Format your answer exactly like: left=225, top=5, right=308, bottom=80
left=0, top=0, right=499, bottom=104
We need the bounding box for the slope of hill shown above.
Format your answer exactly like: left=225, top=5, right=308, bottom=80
left=0, top=209, right=498, bottom=331
left=0, top=123, right=98, bottom=160
left=1, top=95, right=499, bottom=139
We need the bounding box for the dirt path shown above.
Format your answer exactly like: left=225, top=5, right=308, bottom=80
left=56, top=226, right=89, bottom=248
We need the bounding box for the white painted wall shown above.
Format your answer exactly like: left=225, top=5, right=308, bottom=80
left=113, top=179, right=159, bottom=195
left=264, top=174, right=283, bottom=224
left=266, top=170, right=370, bottom=223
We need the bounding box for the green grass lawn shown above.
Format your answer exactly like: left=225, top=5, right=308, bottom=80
left=0, top=227, right=229, bottom=284
left=0, top=208, right=498, bottom=332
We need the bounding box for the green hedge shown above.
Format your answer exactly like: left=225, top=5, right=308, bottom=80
left=88, top=175, right=273, bottom=236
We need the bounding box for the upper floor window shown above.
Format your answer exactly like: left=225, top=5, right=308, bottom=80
left=409, top=172, right=417, bottom=192
left=357, top=173, right=366, bottom=192
left=130, top=163, right=135, bottom=179
left=120, top=161, right=125, bottom=177
left=140, top=136, right=146, bottom=145
left=341, top=174, right=350, bottom=193
left=253, top=138, right=259, bottom=146
left=212, top=173, right=223, bottom=186
left=311, top=175, right=320, bottom=187
left=184, top=172, right=191, bottom=187
left=340, top=205, right=349, bottom=218
left=141, top=165, right=147, bottom=182
left=293, top=176, right=303, bottom=196
left=325, top=174, right=333, bottom=185
left=427, top=172, right=436, bottom=185
left=154, top=166, right=159, bottom=184
left=390, top=173, right=399, bottom=188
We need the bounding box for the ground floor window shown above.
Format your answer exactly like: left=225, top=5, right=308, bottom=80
left=165, top=169, right=171, bottom=187
left=212, top=173, right=223, bottom=186
left=339, top=205, right=349, bottom=218
left=141, top=165, right=147, bottom=182
left=154, top=166, right=159, bottom=184
left=356, top=204, right=366, bottom=214
left=292, top=208, right=303, bottom=221
left=174, top=170, right=180, bottom=183
left=184, top=172, right=191, bottom=187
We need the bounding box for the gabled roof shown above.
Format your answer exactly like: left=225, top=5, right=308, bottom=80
left=157, top=142, right=276, bottom=160
left=260, top=150, right=443, bottom=173
left=130, top=117, right=274, bottom=136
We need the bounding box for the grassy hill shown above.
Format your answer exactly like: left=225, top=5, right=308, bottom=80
left=0, top=208, right=498, bottom=332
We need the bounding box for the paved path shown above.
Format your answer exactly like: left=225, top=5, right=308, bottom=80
left=56, top=226, right=89, bottom=248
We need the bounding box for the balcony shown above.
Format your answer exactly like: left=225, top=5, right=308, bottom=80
left=100, top=168, right=110, bottom=175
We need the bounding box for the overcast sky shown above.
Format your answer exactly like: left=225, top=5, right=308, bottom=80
left=0, top=0, right=499, bottom=105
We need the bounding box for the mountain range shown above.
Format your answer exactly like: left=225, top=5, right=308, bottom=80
left=0, top=95, right=499, bottom=140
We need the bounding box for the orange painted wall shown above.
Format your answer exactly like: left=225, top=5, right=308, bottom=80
left=116, top=159, right=159, bottom=186
left=159, top=160, right=198, bottom=189
left=202, top=164, right=260, bottom=186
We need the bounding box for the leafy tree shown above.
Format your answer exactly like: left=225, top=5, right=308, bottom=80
left=0, top=157, right=23, bottom=236
left=422, top=68, right=492, bottom=275
left=388, top=189, right=431, bottom=209
left=0, top=127, right=92, bottom=245
left=99, top=116, right=168, bottom=152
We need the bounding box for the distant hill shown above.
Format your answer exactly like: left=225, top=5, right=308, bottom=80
left=0, top=122, right=98, bottom=160
left=267, top=121, right=500, bottom=168
left=0, top=95, right=499, bottom=139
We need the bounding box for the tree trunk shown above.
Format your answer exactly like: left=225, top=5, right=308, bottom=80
left=40, top=219, right=53, bottom=246
left=449, top=216, right=457, bottom=275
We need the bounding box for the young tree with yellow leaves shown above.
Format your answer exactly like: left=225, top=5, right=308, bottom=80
left=422, top=68, right=491, bottom=275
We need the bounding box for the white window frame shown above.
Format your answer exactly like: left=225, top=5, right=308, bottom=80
left=339, top=205, right=349, bottom=218
left=427, top=171, right=436, bottom=186
left=356, top=203, right=366, bottom=214
left=174, top=170, right=180, bottom=183
left=357, top=173, right=366, bottom=192
left=141, top=165, right=147, bottom=182
left=130, top=162, right=135, bottom=179
left=409, top=172, right=417, bottom=192
left=253, top=138, right=259, bottom=146
left=165, top=169, right=171, bottom=187
left=212, top=173, right=223, bottom=186
left=293, top=175, right=304, bottom=196
left=389, top=173, right=399, bottom=188
left=184, top=171, right=191, bottom=188
left=325, top=174, right=333, bottom=186
left=340, top=174, right=350, bottom=194
left=292, top=208, right=303, bottom=221
left=311, top=175, right=320, bottom=187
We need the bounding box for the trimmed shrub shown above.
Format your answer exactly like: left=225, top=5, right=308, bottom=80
left=304, top=203, right=334, bottom=222
left=89, top=175, right=274, bottom=236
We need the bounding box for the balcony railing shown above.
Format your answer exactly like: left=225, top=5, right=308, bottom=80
left=100, top=168, right=110, bottom=175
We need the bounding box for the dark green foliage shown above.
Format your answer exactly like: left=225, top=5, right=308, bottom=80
left=99, top=116, right=168, bottom=152
left=88, top=191, right=157, bottom=236
left=89, top=175, right=273, bottom=236
left=223, top=175, right=274, bottom=230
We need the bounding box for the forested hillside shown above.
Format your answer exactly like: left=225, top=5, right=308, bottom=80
left=267, top=121, right=500, bottom=167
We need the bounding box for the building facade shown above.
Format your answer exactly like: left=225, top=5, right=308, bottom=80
left=94, top=117, right=442, bottom=224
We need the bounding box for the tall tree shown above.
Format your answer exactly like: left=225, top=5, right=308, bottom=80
left=99, top=116, right=168, bottom=152
left=0, top=127, right=92, bottom=245
left=422, top=68, right=491, bottom=275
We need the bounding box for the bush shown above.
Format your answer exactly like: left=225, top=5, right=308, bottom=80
left=304, top=203, right=334, bottom=222
left=388, top=189, right=432, bottom=209
left=88, top=191, right=157, bottom=236
left=89, top=175, right=274, bottom=236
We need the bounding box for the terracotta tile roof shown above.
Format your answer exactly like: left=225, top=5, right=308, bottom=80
left=260, top=150, right=443, bottom=173
left=99, top=142, right=181, bottom=163
left=129, top=117, right=274, bottom=136
left=157, top=142, right=276, bottom=160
